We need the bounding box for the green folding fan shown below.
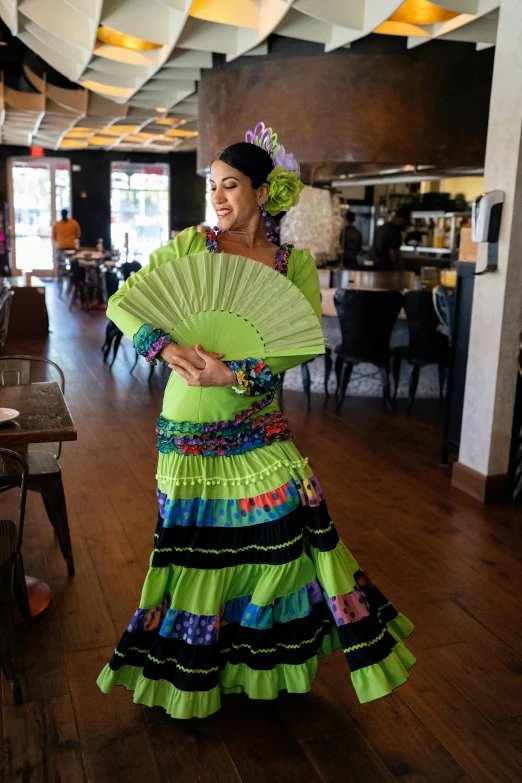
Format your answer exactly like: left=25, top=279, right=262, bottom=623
left=118, top=252, right=325, bottom=361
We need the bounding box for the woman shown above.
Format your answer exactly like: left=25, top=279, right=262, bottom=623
left=97, top=124, right=415, bottom=719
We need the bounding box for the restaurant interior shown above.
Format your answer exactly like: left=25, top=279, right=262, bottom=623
left=0, top=1, right=521, bottom=782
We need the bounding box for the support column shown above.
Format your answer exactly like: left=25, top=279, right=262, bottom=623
left=453, top=0, right=522, bottom=502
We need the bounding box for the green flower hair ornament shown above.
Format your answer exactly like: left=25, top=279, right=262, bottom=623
left=265, top=166, right=305, bottom=217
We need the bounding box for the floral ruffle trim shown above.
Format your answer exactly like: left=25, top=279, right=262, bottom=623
left=225, top=358, right=280, bottom=396
left=156, top=406, right=291, bottom=457
left=133, top=324, right=172, bottom=365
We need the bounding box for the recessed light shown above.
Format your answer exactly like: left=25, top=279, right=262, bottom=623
left=156, top=107, right=166, bottom=112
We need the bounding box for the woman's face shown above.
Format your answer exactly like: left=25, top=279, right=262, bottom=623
left=209, top=159, right=268, bottom=233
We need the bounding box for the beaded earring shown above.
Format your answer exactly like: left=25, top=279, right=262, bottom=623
left=260, top=203, right=279, bottom=244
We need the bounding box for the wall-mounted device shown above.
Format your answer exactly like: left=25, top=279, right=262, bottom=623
left=472, top=190, right=504, bottom=274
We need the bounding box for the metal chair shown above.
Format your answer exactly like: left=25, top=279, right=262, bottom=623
left=333, top=289, right=404, bottom=411
left=0, top=285, right=14, bottom=354
left=392, top=291, right=450, bottom=415
left=0, top=448, right=30, bottom=705
left=0, top=356, right=74, bottom=575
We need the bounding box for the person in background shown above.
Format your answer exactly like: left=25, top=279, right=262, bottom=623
left=371, top=206, right=411, bottom=270
left=52, top=209, right=81, bottom=251
left=342, top=210, right=362, bottom=267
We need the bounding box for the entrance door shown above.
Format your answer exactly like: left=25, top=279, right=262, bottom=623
left=9, top=157, right=71, bottom=277
left=110, top=162, right=170, bottom=263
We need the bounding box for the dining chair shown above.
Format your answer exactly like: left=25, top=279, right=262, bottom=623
left=0, top=356, right=74, bottom=576
left=0, top=448, right=31, bottom=705
left=0, top=286, right=14, bottom=354
left=102, top=321, right=124, bottom=368
left=333, top=289, right=404, bottom=412
left=392, top=290, right=450, bottom=415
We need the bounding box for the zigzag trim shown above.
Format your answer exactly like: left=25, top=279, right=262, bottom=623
left=154, top=531, right=303, bottom=555
left=343, top=627, right=387, bottom=653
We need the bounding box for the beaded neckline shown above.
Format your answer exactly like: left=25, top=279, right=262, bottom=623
left=206, top=228, right=293, bottom=277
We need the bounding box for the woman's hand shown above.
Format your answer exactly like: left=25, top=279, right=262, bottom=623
left=160, top=342, right=223, bottom=370
left=168, top=344, right=236, bottom=388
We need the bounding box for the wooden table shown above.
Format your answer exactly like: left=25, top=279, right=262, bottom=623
left=0, top=381, right=77, bottom=619
left=0, top=381, right=77, bottom=453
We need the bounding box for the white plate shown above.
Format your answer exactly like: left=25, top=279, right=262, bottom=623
left=0, top=408, right=19, bottom=424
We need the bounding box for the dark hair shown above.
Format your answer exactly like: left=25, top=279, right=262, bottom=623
left=213, top=142, right=274, bottom=189
left=61, top=208, right=69, bottom=222
left=345, top=210, right=356, bottom=224
left=395, top=206, right=411, bottom=224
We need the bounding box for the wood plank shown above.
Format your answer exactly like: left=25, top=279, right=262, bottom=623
left=148, top=717, right=242, bottom=783
left=399, top=659, right=522, bottom=783
left=425, top=641, right=522, bottom=721
left=302, top=729, right=395, bottom=783
left=2, top=695, right=85, bottom=783
left=66, top=646, right=164, bottom=783
left=318, top=660, right=473, bottom=783
left=215, top=696, right=324, bottom=783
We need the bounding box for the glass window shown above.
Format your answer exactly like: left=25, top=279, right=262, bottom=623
left=111, top=162, right=170, bottom=262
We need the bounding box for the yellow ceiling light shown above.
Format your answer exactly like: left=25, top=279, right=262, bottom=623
left=155, top=118, right=187, bottom=126
left=104, top=125, right=141, bottom=135
left=190, top=0, right=259, bottom=29
left=97, top=25, right=163, bottom=51
left=389, top=0, right=459, bottom=25
left=166, top=129, right=199, bottom=138
left=64, top=128, right=93, bottom=138
left=89, top=135, right=115, bottom=146
left=374, top=21, right=430, bottom=37
left=60, top=139, right=89, bottom=149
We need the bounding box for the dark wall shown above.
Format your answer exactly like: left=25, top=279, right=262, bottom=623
left=0, top=146, right=205, bottom=248
left=198, top=37, right=494, bottom=172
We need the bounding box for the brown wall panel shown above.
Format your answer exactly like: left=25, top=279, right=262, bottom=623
left=198, top=40, right=493, bottom=172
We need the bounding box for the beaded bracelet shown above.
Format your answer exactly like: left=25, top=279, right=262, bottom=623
left=133, top=324, right=172, bottom=365
left=225, top=358, right=278, bottom=396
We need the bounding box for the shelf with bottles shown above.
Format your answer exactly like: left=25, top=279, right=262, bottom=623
left=404, top=211, right=471, bottom=259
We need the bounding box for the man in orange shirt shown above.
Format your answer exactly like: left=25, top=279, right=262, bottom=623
left=52, top=209, right=81, bottom=250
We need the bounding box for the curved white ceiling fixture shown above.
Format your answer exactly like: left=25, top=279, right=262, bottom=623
left=0, top=0, right=500, bottom=150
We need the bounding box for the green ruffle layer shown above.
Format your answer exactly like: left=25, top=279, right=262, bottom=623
left=97, top=619, right=414, bottom=719
left=97, top=632, right=339, bottom=719
left=156, top=440, right=313, bottom=500
left=140, top=540, right=358, bottom=616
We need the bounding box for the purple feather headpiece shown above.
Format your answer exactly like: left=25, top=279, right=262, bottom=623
left=245, top=121, right=300, bottom=175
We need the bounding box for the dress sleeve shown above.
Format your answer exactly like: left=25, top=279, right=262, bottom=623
left=106, top=226, right=200, bottom=341
left=266, top=249, right=324, bottom=376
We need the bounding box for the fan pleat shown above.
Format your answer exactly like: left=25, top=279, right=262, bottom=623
left=118, top=252, right=324, bottom=358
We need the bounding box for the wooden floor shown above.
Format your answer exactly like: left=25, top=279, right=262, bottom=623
left=1, top=283, right=522, bottom=783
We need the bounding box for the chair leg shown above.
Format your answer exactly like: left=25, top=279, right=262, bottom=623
left=408, top=364, right=421, bottom=416
left=110, top=332, right=123, bottom=368
left=392, top=353, right=402, bottom=398
left=0, top=563, right=23, bottom=705
left=438, top=364, right=447, bottom=402
left=336, top=362, right=353, bottom=410
left=324, top=348, right=332, bottom=397
left=30, top=475, right=75, bottom=576
left=130, top=352, right=139, bottom=375
left=13, top=554, right=30, bottom=630
left=334, top=355, right=344, bottom=395
left=380, top=366, right=393, bottom=413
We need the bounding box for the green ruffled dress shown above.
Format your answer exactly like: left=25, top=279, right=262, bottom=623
left=97, top=226, right=415, bottom=719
